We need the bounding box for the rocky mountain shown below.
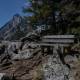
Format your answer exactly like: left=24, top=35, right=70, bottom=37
left=0, top=36, right=79, bottom=80
left=0, top=14, right=28, bottom=40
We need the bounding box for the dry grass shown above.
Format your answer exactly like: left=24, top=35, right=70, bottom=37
left=71, top=59, right=80, bottom=80
left=32, top=64, right=43, bottom=80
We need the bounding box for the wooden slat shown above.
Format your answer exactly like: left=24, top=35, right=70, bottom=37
left=42, top=39, right=74, bottom=43
left=43, top=35, right=75, bottom=39
left=29, top=43, right=70, bottom=47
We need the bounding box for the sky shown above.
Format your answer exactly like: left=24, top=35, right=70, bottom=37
left=0, top=0, right=29, bottom=27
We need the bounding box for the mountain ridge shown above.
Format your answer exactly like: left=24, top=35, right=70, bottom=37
left=0, top=14, right=28, bottom=40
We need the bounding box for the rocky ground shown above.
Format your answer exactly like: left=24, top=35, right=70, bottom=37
left=0, top=40, right=80, bottom=80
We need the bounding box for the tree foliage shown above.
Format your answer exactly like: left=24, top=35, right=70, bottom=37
left=23, top=0, right=80, bottom=35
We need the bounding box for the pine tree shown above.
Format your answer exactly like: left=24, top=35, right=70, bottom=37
left=23, top=0, right=61, bottom=34
left=23, top=0, right=80, bottom=35
left=60, top=0, right=80, bottom=35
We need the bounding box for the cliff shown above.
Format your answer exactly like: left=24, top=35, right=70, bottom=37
left=0, top=14, right=28, bottom=40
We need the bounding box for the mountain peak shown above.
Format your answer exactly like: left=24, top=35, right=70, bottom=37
left=13, top=14, right=21, bottom=17
left=0, top=14, right=23, bottom=40
left=13, top=14, right=21, bottom=20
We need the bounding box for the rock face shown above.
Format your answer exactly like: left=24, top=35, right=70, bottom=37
left=42, top=47, right=74, bottom=80
left=0, top=40, right=80, bottom=80
left=43, top=55, right=74, bottom=80
left=0, top=41, right=41, bottom=61
left=12, top=49, right=33, bottom=60
left=0, top=40, right=42, bottom=80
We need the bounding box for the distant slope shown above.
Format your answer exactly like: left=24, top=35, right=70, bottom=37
left=0, top=14, right=28, bottom=40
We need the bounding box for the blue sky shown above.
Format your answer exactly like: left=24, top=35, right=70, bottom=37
left=0, top=0, right=29, bottom=27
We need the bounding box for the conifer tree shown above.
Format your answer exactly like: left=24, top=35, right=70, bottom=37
left=23, top=0, right=80, bottom=35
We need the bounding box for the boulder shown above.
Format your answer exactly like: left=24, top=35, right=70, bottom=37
left=8, top=42, right=22, bottom=51
left=0, top=44, right=6, bottom=55
left=64, top=55, right=78, bottom=63
left=22, top=43, right=29, bottom=50
left=0, top=73, right=15, bottom=80
left=0, top=73, right=5, bottom=80
left=20, top=31, right=41, bottom=42
left=12, top=47, right=41, bottom=60
left=22, top=42, right=38, bottom=50
left=12, top=49, right=34, bottom=60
